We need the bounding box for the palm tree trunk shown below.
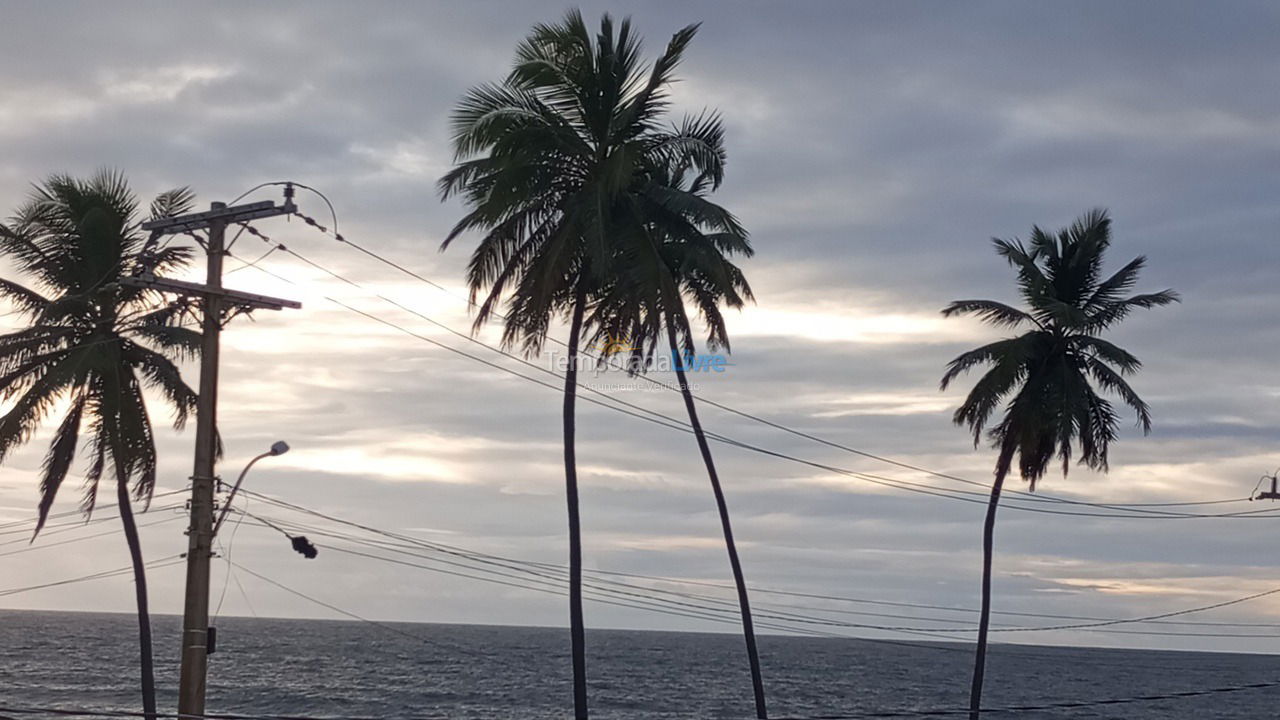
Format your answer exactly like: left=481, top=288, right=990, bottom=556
left=968, top=441, right=1015, bottom=720
left=564, top=284, right=589, bottom=720
left=116, top=465, right=157, bottom=720
left=667, top=322, right=768, bottom=719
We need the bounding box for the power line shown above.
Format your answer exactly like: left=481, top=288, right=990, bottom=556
left=253, top=522, right=975, bottom=651
left=231, top=561, right=492, bottom=660
left=13, top=542, right=1270, bottom=715
left=587, top=571, right=1280, bottom=629
left=772, top=679, right=1280, bottom=718
left=303, top=524, right=1280, bottom=639
left=234, top=492, right=1280, bottom=641
left=213, top=499, right=1273, bottom=675
left=276, top=196, right=1252, bottom=514
left=0, top=493, right=188, bottom=540
left=228, top=243, right=1277, bottom=521
left=0, top=513, right=182, bottom=558
left=0, top=555, right=184, bottom=598
left=228, top=255, right=957, bottom=520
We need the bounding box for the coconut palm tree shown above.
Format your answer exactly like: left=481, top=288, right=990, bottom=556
left=0, top=171, right=202, bottom=720
left=438, top=11, right=726, bottom=718
left=588, top=154, right=766, bottom=717
left=939, top=209, right=1177, bottom=719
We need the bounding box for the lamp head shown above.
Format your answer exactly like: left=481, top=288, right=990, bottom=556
left=269, top=441, right=290, bottom=456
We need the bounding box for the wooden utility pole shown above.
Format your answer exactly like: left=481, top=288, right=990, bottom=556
left=130, top=195, right=299, bottom=717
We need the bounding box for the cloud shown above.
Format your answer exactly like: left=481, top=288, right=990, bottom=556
left=0, top=0, right=1277, bottom=657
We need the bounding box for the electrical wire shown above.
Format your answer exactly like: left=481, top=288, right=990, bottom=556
left=301, top=526, right=1280, bottom=639
left=219, top=508, right=1280, bottom=677
left=213, top=489, right=252, bottom=621
left=772, top=679, right=1280, bottom=718
left=0, top=555, right=184, bottom=597
left=224, top=245, right=278, bottom=276
left=227, top=180, right=1256, bottom=514
left=279, top=196, right=1254, bottom=514
left=230, top=561, right=487, bottom=660
left=0, top=513, right=182, bottom=558
left=234, top=492, right=1280, bottom=641
left=227, top=244, right=1277, bottom=522
left=249, top=515, right=959, bottom=647
left=0, top=494, right=188, bottom=541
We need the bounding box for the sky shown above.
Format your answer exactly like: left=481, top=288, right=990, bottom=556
left=2, top=0, right=1280, bottom=657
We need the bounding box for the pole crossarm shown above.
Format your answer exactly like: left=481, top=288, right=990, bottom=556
left=141, top=199, right=296, bottom=234
left=119, top=274, right=300, bottom=311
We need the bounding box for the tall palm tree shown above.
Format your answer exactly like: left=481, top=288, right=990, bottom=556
left=939, top=209, right=1177, bottom=719
left=438, top=11, right=724, bottom=718
left=589, top=154, right=766, bottom=717
left=0, top=171, right=202, bottom=720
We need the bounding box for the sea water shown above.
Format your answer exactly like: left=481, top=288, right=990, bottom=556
left=0, top=610, right=1275, bottom=719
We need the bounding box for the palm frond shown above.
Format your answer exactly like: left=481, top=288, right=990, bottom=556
left=953, top=353, right=1030, bottom=446
left=34, top=391, right=86, bottom=536
left=1085, top=290, right=1180, bottom=331
left=1085, top=356, right=1153, bottom=433
left=125, top=344, right=199, bottom=430
left=0, top=277, right=51, bottom=317
left=148, top=187, right=195, bottom=221
left=941, top=299, right=1036, bottom=329
left=1074, top=336, right=1142, bottom=374
left=1085, top=255, right=1145, bottom=310
left=0, top=349, right=84, bottom=463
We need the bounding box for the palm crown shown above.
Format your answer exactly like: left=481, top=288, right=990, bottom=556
left=0, top=171, right=201, bottom=533
left=940, top=209, right=1178, bottom=487
left=438, top=9, right=736, bottom=353
left=589, top=158, right=752, bottom=368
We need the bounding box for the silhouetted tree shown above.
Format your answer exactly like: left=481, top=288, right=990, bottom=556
left=940, top=209, right=1177, bottom=719
left=0, top=171, right=202, bottom=720
left=590, top=155, right=766, bottom=717
left=439, top=11, right=727, bottom=718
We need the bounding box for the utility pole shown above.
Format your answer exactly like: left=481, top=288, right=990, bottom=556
left=128, top=193, right=300, bottom=718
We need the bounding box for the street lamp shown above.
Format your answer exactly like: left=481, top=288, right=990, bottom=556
left=213, top=441, right=289, bottom=537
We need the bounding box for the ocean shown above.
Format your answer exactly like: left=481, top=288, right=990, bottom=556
left=0, top=610, right=1275, bottom=719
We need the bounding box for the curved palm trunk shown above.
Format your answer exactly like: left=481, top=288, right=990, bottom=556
left=667, top=322, right=768, bottom=719
left=116, top=467, right=157, bottom=720
left=564, top=286, right=589, bottom=720
left=968, top=442, right=1015, bottom=720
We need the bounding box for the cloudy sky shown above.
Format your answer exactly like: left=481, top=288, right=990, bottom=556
left=2, top=1, right=1280, bottom=656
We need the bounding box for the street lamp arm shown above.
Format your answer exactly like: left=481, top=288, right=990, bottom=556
left=213, top=451, right=271, bottom=537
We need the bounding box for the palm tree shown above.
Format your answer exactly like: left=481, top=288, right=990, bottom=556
left=939, top=209, right=1177, bottom=719
left=589, top=155, right=766, bottom=717
left=0, top=171, right=202, bottom=720
left=438, top=11, right=724, bottom=718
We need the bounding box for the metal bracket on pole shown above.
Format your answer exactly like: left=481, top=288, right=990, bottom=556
left=141, top=199, right=296, bottom=234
